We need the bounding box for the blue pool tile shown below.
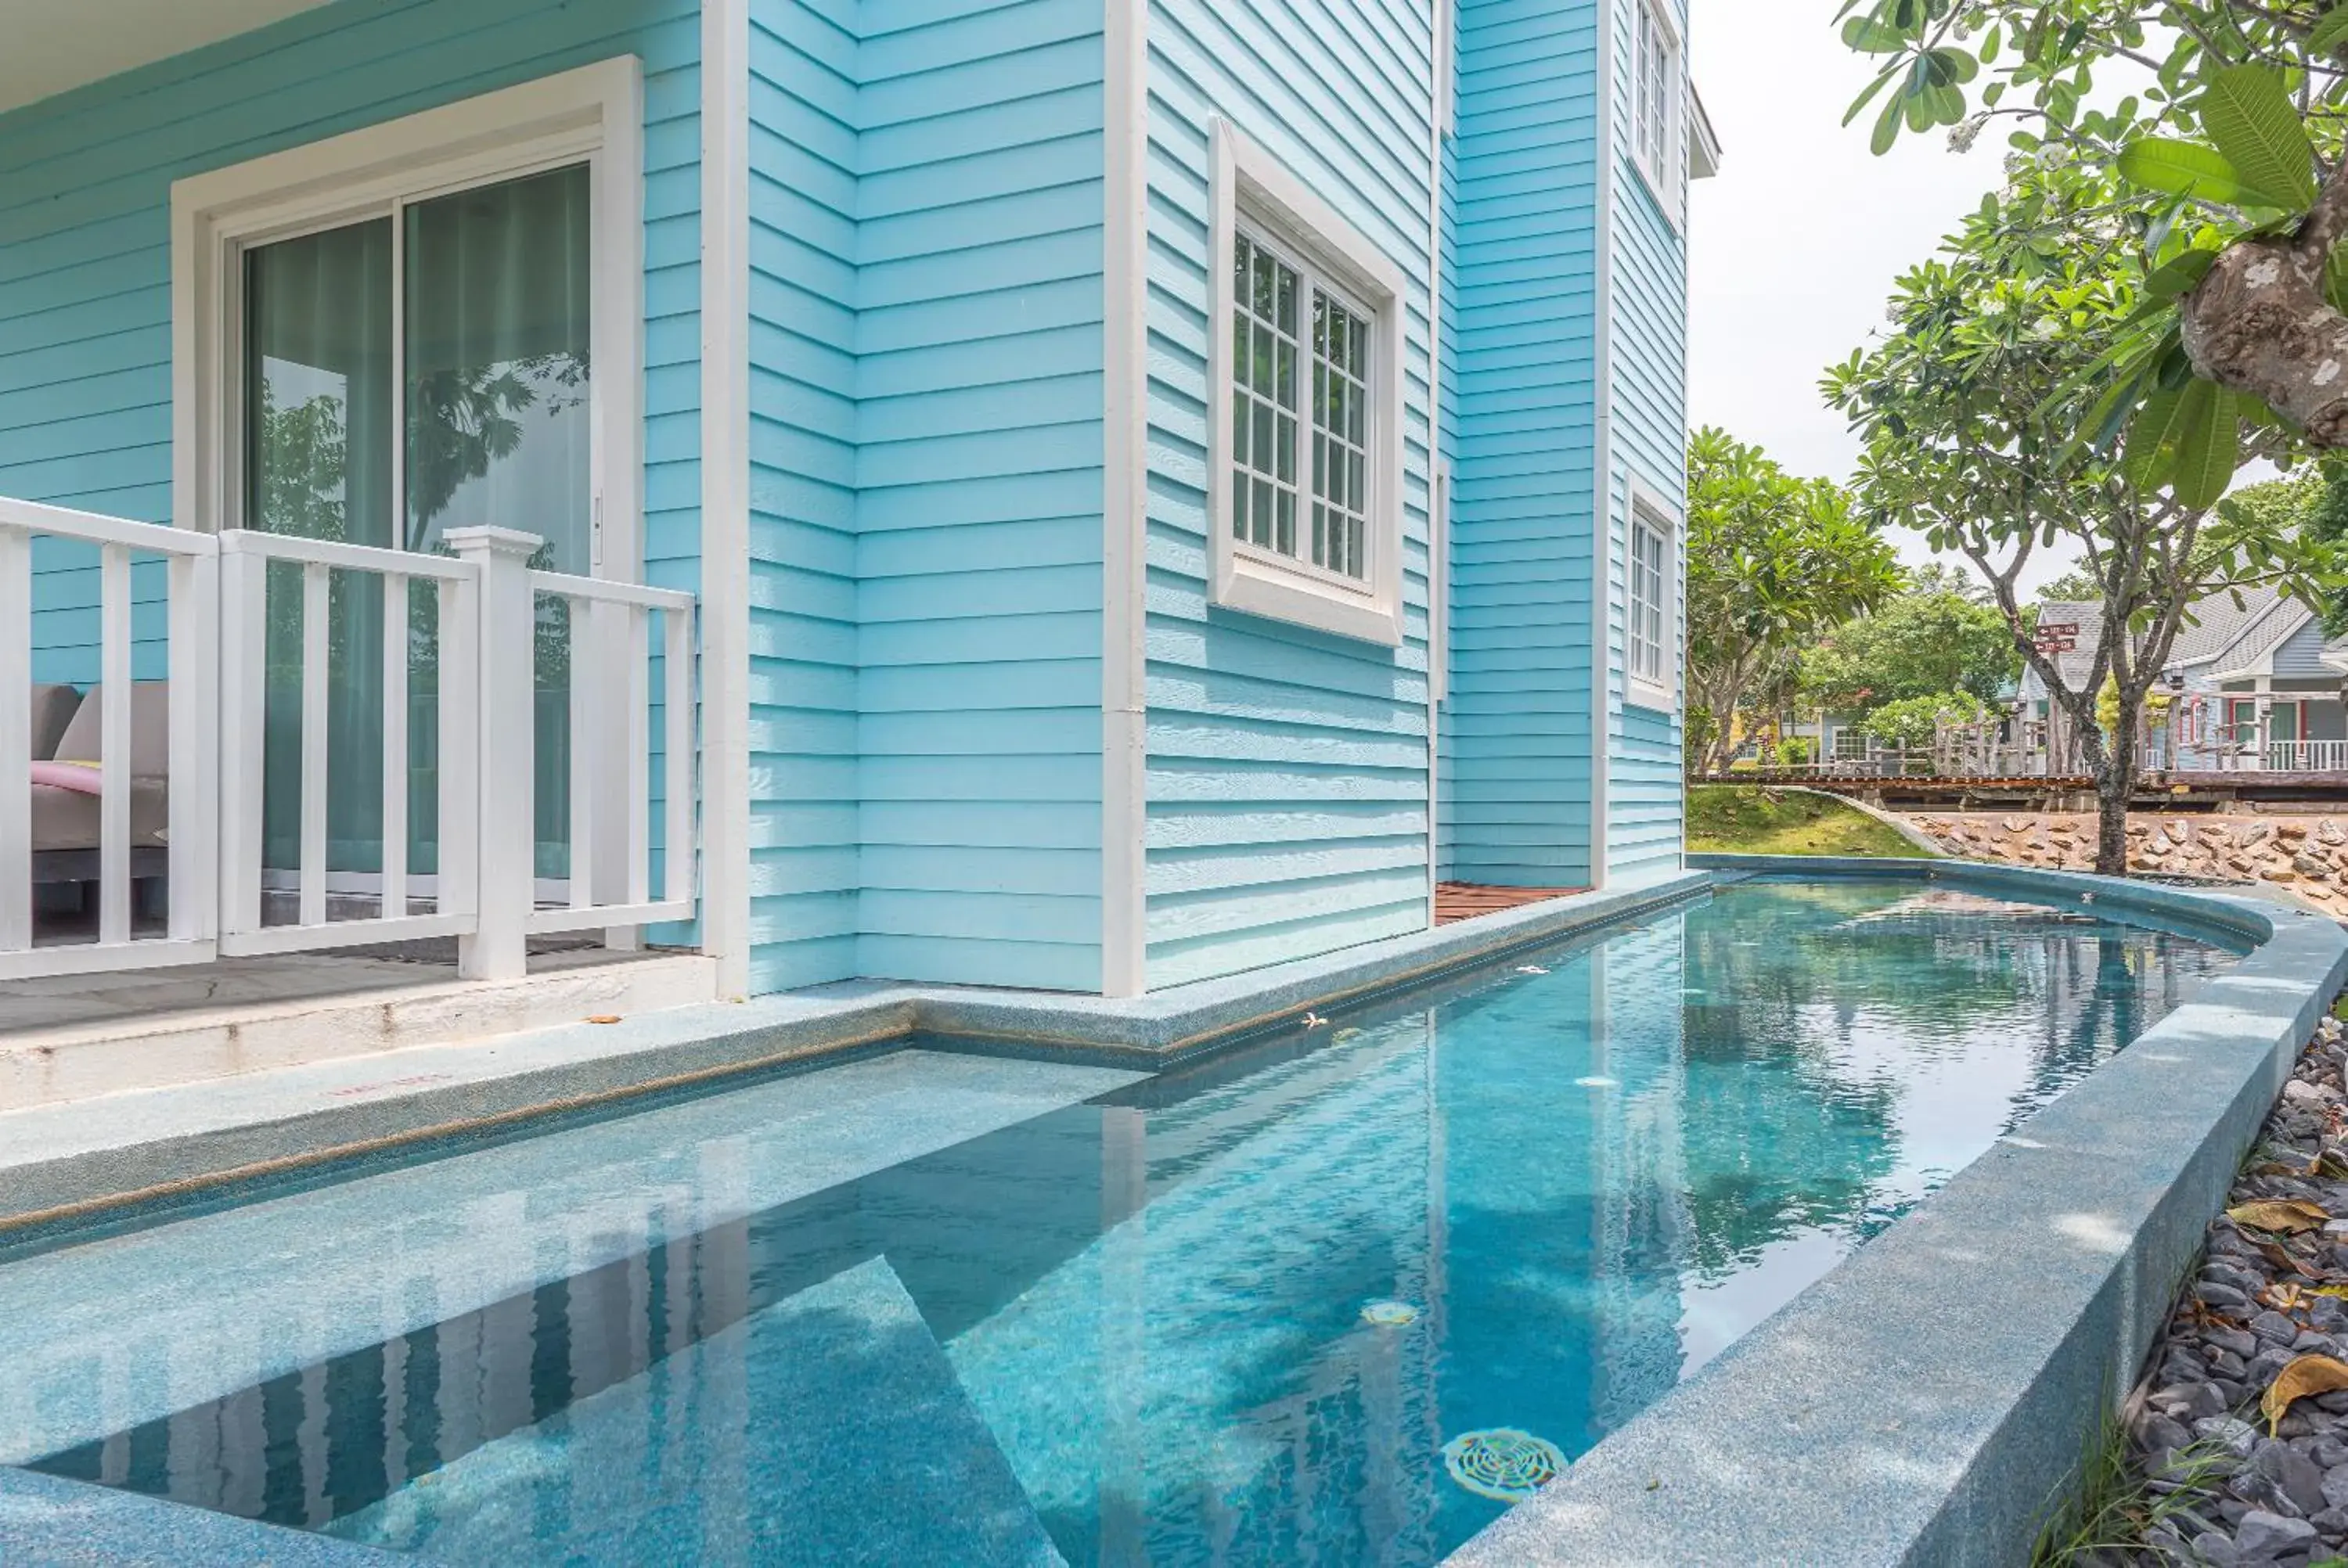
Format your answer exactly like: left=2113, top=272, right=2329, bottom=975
left=326, top=1257, right=1062, bottom=1567
left=0, top=1466, right=402, bottom=1564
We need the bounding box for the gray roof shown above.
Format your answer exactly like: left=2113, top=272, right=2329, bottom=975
left=2027, top=586, right=2308, bottom=692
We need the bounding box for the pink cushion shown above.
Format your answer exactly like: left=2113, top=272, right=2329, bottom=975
left=30, top=761, right=102, bottom=795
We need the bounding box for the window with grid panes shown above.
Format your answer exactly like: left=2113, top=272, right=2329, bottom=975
left=1230, top=231, right=1376, bottom=583
left=1630, top=510, right=1669, bottom=688
left=1633, top=0, right=1678, bottom=195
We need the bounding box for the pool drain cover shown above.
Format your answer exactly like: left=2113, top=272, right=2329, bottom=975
left=1442, top=1429, right=1565, bottom=1501
left=1360, top=1300, right=1420, bottom=1326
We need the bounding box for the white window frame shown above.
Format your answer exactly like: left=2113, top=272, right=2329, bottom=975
left=1629, top=0, right=1684, bottom=230
left=170, top=59, right=646, bottom=581
left=1208, top=117, right=1408, bottom=646
left=1626, top=478, right=1678, bottom=714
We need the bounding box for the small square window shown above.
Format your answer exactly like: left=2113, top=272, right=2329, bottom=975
left=1209, top=120, right=1408, bottom=645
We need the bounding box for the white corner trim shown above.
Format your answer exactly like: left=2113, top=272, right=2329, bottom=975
left=1624, top=473, right=1680, bottom=717
left=171, top=57, right=645, bottom=567
left=1101, top=0, right=1149, bottom=999
left=1206, top=117, right=1409, bottom=647
left=1590, top=0, right=1619, bottom=892
left=700, top=0, right=753, bottom=998
left=1426, top=0, right=1448, bottom=930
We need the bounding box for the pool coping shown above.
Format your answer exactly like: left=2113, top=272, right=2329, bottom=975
left=0, top=869, right=1710, bottom=1233
left=1449, top=852, right=2348, bottom=1567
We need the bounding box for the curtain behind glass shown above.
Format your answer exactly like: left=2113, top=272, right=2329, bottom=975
left=405, top=164, right=592, bottom=881
left=246, top=221, right=399, bottom=891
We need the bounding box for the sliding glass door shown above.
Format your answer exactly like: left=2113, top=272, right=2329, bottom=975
left=245, top=164, right=592, bottom=908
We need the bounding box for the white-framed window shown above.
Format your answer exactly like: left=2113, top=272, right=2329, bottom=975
left=1630, top=0, right=1682, bottom=221
left=171, top=60, right=645, bottom=578
left=1208, top=118, right=1408, bottom=646
left=1626, top=482, right=1677, bottom=713
left=1834, top=725, right=1868, bottom=761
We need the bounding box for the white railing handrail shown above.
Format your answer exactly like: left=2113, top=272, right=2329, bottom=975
left=0, top=497, right=217, bottom=559
left=526, top=570, right=693, bottom=613
left=223, top=529, right=474, bottom=581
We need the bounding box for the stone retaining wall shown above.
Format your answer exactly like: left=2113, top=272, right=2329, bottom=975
left=1912, top=812, right=2348, bottom=920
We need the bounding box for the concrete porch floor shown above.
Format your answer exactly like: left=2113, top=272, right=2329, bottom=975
left=0, top=944, right=721, bottom=1112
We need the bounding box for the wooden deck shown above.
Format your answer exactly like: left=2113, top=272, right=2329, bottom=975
left=1434, top=882, right=1589, bottom=926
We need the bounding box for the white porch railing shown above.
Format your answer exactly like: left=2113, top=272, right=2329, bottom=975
left=215, top=529, right=483, bottom=958
left=2267, top=739, right=2348, bottom=774
left=0, top=499, right=218, bottom=977
left=3, top=504, right=695, bottom=984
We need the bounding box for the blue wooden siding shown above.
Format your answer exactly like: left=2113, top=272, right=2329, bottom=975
left=746, top=0, right=860, bottom=989
left=5, top=0, right=702, bottom=685
left=1602, top=0, right=1685, bottom=879
left=2271, top=614, right=2331, bottom=680
left=1438, top=0, right=1602, bottom=890
left=746, top=0, right=1107, bottom=992
left=1141, top=0, right=1439, bottom=988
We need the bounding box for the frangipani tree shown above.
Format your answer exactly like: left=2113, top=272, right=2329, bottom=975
left=1824, top=164, right=2328, bottom=872
left=1686, top=429, right=1905, bottom=773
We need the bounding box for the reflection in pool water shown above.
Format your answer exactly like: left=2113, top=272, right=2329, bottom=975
left=0, top=879, right=2242, bottom=1565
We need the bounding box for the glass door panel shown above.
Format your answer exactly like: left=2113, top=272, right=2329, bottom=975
left=242, top=163, right=596, bottom=910
left=246, top=220, right=401, bottom=891
left=404, top=164, right=592, bottom=883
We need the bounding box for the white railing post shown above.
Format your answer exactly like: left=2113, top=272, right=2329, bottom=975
left=0, top=523, right=28, bottom=955
left=448, top=527, right=541, bottom=982
left=217, top=538, right=268, bottom=939
left=167, top=544, right=218, bottom=944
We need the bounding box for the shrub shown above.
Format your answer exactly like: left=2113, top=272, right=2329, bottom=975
left=1862, top=692, right=1991, bottom=750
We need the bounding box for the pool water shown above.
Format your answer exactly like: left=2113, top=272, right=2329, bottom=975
left=0, top=879, right=2242, bottom=1565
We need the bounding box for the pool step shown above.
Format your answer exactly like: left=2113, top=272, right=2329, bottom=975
left=326, top=1256, right=1065, bottom=1567
left=0, top=948, right=719, bottom=1112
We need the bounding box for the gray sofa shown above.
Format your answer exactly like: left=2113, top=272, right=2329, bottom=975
left=28, top=682, right=171, bottom=894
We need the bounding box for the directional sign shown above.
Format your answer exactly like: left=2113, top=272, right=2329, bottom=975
left=2036, top=622, right=2079, bottom=638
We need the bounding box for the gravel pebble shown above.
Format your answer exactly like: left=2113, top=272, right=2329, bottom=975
left=2110, top=1011, right=2348, bottom=1565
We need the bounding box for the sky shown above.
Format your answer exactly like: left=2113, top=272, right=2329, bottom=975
left=1684, top=2, right=2083, bottom=595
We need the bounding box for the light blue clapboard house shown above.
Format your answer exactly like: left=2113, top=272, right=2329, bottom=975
left=0, top=0, right=1711, bottom=1005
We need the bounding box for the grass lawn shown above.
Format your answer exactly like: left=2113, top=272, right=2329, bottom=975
left=1686, top=784, right=1931, bottom=859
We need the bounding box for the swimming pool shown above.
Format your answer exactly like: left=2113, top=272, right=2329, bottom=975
left=0, top=877, right=2245, bottom=1564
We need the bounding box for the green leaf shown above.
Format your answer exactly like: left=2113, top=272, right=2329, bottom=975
left=2116, top=137, right=2248, bottom=204
left=1872, top=82, right=1906, bottom=153
left=1921, top=47, right=1979, bottom=87
left=2172, top=381, right=2240, bottom=509
left=2126, top=387, right=2188, bottom=487
left=2197, top=65, right=2319, bottom=210
left=1842, top=15, right=1910, bottom=52
left=1844, top=63, right=1903, bottom=127
left=2142, top=249, right=2217, bottom=300
left=2311, top=8, right=2348, bottom=57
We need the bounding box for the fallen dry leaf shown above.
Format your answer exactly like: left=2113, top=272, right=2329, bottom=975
left=2230, top=1200, right=2332, bottom=1235
left=2265, top=1354, right=2348, bottom=1435
left=586, top=1015, right=622, bottom=1025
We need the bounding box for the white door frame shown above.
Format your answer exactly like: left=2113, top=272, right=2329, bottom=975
left=170, top=59, right=649, bottom=919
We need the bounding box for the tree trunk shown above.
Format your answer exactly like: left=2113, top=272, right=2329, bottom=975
left=2093, top=707, right=2138, bottom=877
left=2184, top=176, right=2348, bottom=445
